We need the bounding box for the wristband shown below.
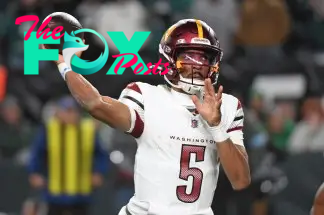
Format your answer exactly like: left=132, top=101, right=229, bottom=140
left=57, top=63, right=72, bottom=80
left=201, top=119, right=229, bottom=142
left=208, top=125, right=230, bottom=143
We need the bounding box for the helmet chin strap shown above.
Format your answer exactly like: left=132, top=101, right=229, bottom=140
left=164, top=74, right=205, bottom=99
left=178, top=76, right=204, bottom=95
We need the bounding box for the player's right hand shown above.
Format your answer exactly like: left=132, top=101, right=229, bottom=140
left=40, top=42, right=84, bottom=65
left=39, top=44, right=64, bottom=65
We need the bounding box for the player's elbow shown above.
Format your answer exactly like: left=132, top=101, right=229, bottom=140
left=314, top=191, right=324, bottom=208
left=312, top=204, right=324, bottom=215
left=232, top=176, right=251, bottom=190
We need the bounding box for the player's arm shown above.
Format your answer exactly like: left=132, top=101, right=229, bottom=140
left=192, top=80, right=251, bottom=190
left=311, top=183, right=324, bottom=215
left=64, top=71, right=130, bottom=130
left=54, top=53, right=143, bottom=136
left=216, top=101, right=251, bottom=190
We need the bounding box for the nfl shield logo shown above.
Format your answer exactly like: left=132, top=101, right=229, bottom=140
left=191, top=119, right=198, bottom=128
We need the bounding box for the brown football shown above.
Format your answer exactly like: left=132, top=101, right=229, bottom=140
left=43, top=12, right=84, bottom=54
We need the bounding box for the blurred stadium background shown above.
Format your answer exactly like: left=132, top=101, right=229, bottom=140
left=0, top=0, right=324, bottom=214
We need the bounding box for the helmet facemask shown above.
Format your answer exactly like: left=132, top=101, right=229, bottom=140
left=164, top=47, right=222, bottom=96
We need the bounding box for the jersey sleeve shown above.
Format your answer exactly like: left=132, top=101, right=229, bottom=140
left=118, top=82, right=145, bottom=138
left=226, top=100, right=244, bottom=147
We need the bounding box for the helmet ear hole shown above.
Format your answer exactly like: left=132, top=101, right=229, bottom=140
left=176, top=60, right=183, bottom=69
left=211, top=63, right=219, bottom=73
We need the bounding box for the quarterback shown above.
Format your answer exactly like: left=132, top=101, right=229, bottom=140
left=46, top=19, right=251, bottom=215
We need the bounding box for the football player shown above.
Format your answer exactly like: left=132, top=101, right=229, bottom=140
left=48, top=19, right=251, bottom=215
left=311, top=183, right=324, bottom=215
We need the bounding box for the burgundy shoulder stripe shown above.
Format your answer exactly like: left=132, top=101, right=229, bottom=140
left=126, top=83, right=142, bottom=94
left=237, top=100, right=242, bottom=110
left=130, top=110, right=144, bottom=138
left=227, top=126, right=243, bottom=133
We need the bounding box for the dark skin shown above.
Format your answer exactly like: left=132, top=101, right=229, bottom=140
left=191, top=79, right=250, bottom=190
left=176, top=50, right=210, bottom=81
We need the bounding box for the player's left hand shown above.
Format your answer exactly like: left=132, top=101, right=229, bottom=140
left=192, top=78, right=223, bottom=127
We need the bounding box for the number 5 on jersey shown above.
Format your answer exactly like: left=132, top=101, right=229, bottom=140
left=176, top=144, right=206, bottom=203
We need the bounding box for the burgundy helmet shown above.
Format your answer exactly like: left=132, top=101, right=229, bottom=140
left=159, top=19, right=223, bottom=95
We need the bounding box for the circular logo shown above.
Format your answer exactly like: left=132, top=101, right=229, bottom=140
left=62, top=29, right=109, bottom=75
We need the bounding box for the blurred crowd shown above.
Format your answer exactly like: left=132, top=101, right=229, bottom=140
left=0, top=0, right=324, bottom=214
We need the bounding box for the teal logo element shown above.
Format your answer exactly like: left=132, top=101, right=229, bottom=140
left=62, top=29, right=108, bottom=75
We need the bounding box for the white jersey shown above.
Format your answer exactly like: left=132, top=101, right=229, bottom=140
left=118, top=82, right=245, bottom=215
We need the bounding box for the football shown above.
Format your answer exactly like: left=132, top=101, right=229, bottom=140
left=43, top=12, right=84, bottom=54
